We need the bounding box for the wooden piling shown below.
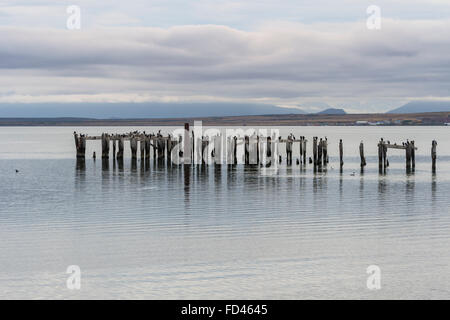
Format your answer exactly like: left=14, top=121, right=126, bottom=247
left=201, top=136, right=209, bottom=164
left=286, top=134, right=293, bottom=165
left=167, top=135, right=173, bottom=163
left=313, top=137, right=318, bottom=166
left=74, top=132, right=86, bottom=158
left=256, top=135, right=260, bottom=165
left=432, top=140, right=437, bottom=171
left=244, top=136, right=250, bottom=165
left=117, top=136, right=124, bottom=159
left=299, top=137, right=303, bottom=164
left=184, top=123, right=191, bottom=164
left=339, top=139, right=344, bottom=167
left=323, top=138, right=328, bottom=165
left=302, top=137, right=307, bottom=165
left=378, top=139, right=383, bottom=168
left=130, top=136, right=137, bottom=159
left=267, top=136, right=272, bottom=158
left=383, top=142, right=388, bottom=168
left=359, top=141, right=366, bottom=167
left=101, top=133, right=110, bottom=159
left=233, top=136, right=238, bottom=164
left=145, top=136, right=151, bottom=159
left=112, top=139, right=116, bottom=159
left=318, top=138, right=323, bottom=167
left=411, top=141, right=415, bottom=169
left=140, top=138, right=145, bottom=159
left=406, top=141, right=412, bottom=169
left=157, top=135, right=166, bottom=161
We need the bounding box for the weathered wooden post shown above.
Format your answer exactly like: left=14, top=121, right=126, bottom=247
left=151, top=135, right=157, bottom=159
left=286, top=134, right=293, bottom=165
left=405, top=141, right=412, bottom=170
left=244, top=136, right=250, bottom=165
left=201, top=136, right=208, bottom=164
left=74, top=132, right=86, bottom=158
left=167, top=135, right=173, bottom=164
left=302, top=137, right=307, bottom=165
left=178, top=134, right=183, bottom=161
left=383, top=142, right=388, bottom=168
left=130, top=135, right=137, bottom=159
left=359, top=141, right=366, bottom=167
left=378, top=139, right=383, bottom=168
left=233, top=136, right=238, bottom=164
left=229, top=136, right=234, bottom=164
left=432, top=140, right=437, bottom=171
left=299, top=137, right=303, bottom=164
left=339, top=139, right=344, bottom=167
left=318, top=138, right=323, bottom=167
left=102, top=133, right=110, bottom=159
left=157, top=136, right=166, bottom=162
left=267, top=136, right=272, bottom=159
left=140, top=137, right=145, bottom=159
left=256, top=135, right=260, bottom=165
left=323, top=138, right=328, bottom=165
left=112, top=138, right=116, bottom=159
left=117, top=136, right=124, bottom=159
left=145, top=135, right=151, bottom=159
left=411, top=141, right=416, bottom=169
left=184, top=123, right=191, bottom=165
left=313, top=137, right=318, bottom=167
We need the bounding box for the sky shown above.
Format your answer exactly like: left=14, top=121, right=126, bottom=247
left=1, top=0, right=450, bottom=113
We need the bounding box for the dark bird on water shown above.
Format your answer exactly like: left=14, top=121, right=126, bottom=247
left=15, top=169, right=19, bottom=173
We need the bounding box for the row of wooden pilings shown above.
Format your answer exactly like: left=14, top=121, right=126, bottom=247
left=74, top=128, right=440, bottom=171
left=74, top=131, right=180, bottom=162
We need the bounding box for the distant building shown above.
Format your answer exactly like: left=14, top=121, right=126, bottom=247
left=355, top=120, right=369, bottom=125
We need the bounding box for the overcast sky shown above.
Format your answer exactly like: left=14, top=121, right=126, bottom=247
left=1, top=0, right=450, bottom=112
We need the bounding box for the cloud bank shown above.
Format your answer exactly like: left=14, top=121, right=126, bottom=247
left=1, top=19, right=450, bottom=112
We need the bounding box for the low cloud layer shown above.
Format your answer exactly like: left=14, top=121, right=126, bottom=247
left=1, top=19, right=450, bottom=112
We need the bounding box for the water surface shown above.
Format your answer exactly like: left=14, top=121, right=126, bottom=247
left=0, top=126, right=449, bottom=299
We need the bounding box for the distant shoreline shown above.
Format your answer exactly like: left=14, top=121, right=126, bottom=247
left=0, top=111, right=449, bottom=126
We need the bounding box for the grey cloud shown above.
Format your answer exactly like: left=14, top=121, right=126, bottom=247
left=1, top=20, right=450, bottom=110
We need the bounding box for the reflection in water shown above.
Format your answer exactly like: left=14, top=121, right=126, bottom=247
left=431, top=172, right=437, bottom=208
left=2, top=154, right=447, bottom=300
left=184, top=164, right=191, bottom=205
left=75, top=158, right=85, bottom=171
left=214, top=165, right=222, bottom=191
left=405, top=175, right=415, bottom=208
left=75, top=158, right=85, bottom=190
left=102, top=158, right=109, bottom=171
left=117, top=158, right=124, bottom=172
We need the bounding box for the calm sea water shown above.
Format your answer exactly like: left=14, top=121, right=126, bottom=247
left=0, top=126, right=449, bottom=299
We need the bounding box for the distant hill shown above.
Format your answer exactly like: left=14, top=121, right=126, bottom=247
left=317, top=108, right=347, bottom=115
left=388, top=101, right=450, bottom=114
left=297, top=102, right=331, bottom=113
left=0, top=102, right=305, bottom=118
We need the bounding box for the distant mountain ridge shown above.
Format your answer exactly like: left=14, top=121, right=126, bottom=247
left=0, top=102, right=306, bottom=118
left=388, top=101, right=450, bottom=114
left=317, top=108, right=346, bottom=115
